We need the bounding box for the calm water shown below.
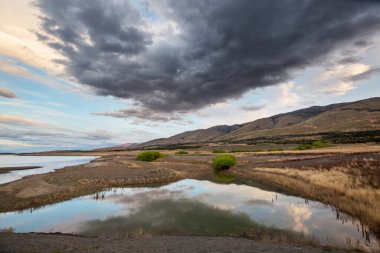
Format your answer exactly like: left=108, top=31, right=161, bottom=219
left=0, top=179, right=377, bottom=251
left=0, top=155, right=97, bottom=184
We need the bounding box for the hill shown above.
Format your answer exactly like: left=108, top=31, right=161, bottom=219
left=137, top=97, right=380, bottom=147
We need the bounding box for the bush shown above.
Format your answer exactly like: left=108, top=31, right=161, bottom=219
left=212, top=155, right=237, bottom=170
left=136, top=151, right=165, bottom=162
left=175, top=150, right=189, bottom=155
left=212, top=149, right=227, bottom=153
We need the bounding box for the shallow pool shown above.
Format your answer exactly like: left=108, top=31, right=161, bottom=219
left=0, top=179, right=377, bottom=251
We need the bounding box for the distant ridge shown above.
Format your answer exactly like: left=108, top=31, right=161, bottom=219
left=137, top=97, right=380, bottom=147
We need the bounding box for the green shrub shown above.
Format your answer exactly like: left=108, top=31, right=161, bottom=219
left=175, top=150, right=189, bottom=155
left=136, top=151, right=165, bottom=162
left=293, top=144, right=313, bottom=150
left=212, top=155, right=237, bottom=170
left=311, top=140, right=332, bottom=148
left=293, top=140, right=332, bottom=150
left=212, top=149, right=227, bottom=153
left=267, top=147, right=283, bottom=152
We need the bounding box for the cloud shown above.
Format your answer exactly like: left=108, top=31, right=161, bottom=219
left=0, top=114, right=47, bottom=126
left=346, top=67, right=380, bottom=82
left=0, top=139, right=35, bottom=147
left=337, top=56, right=362, bottom=65
left=94, top=107, right=185, bottom=122
left=245, top=199, right=272, bottom=206
left=35, top=0, right=380, bottom=114
left=0, top=57, right=91, bottom=95
left=318, top=64, right=371, bottom=95
left=0, top=87, right=16, bottom=98
left=240, top=104, right=265, bottom=111
left=286, top=204, right=312, bottom=234
left=279, top=82, right=300, bottom=107
left=0, top=113, right=128, bottom=152
left=0, top=125, right=123, bottom=152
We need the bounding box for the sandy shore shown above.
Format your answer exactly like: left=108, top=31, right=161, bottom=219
left=0, top=166, right=41, bottom=174
left=0, top=233, right=347, bottom=253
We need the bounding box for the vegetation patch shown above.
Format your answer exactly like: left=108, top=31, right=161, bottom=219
left=136, top=151, right=166, bottom=162
left=145, top=144, right=201, bottom=150
left=293, top=144, right=313, bottom=150
left=232, top=131, right=380, bottom=146
left=267, top=148, right=283, bottom=152
left=294, top=140, right=332, bottom=150
left=212, top=155, right=237, bottom=170
left=229, top=149, right=265, bottom=153
left=212, top=149, right=227, bottom=153
left=175, top=150, right=189, bottom=155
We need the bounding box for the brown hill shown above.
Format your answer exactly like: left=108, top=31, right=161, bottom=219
left=138, top=97, right=380, bottom=147
left=141, top=124, right=242, bottom=147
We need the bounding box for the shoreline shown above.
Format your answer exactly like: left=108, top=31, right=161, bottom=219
left=0, top=166, right=41, bottom=174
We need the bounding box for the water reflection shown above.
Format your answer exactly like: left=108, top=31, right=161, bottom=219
left=0, top=155, right=97, bottom=184
left=0, top=179, right=378, bottom=251
left=81, top=199, right=265, bottom=237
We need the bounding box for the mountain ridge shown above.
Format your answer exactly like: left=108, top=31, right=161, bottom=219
left=138, top=97, right=380, bottom=147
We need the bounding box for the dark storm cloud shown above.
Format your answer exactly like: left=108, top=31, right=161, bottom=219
left=36, top=0, right=380, bottom=116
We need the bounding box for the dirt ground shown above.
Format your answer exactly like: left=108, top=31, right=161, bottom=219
left=0, top=233, right=347, bottom=253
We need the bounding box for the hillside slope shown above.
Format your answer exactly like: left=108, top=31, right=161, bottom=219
left=139, top=97, right=380, bottom=147
left=141, top=125, right=242, bottom=147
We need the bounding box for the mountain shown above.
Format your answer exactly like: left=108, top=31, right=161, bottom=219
left=141, top=124, right=242, bottom=147
left=138, top=97, right=380, bottom=147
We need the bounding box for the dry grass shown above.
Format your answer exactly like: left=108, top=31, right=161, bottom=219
left=0, top=228, right=14, bottom=234
left=233, top=158, right=380, bottom=239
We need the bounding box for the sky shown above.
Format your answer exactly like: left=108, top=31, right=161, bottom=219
left=1, top=0, right=380, bottom=152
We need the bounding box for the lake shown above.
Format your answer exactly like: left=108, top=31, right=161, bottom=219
left=0, top=179, right=377, bottom=251
left=0, top=155, right=97, bottom=184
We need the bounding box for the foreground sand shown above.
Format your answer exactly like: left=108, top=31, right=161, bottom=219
left=0, top=234, right=347, bottom=253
